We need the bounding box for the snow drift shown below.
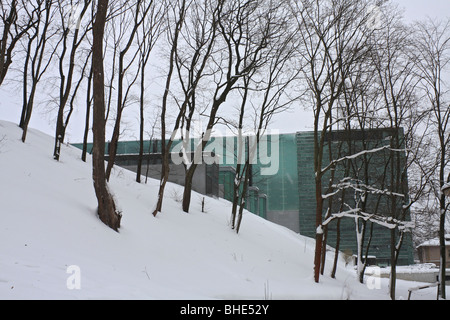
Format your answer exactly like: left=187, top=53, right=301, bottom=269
left=0, top=120, right=389, bottom=300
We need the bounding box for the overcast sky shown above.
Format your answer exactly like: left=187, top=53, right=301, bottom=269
left=0, top=0, right=449, bottom=142
left=270, top=0, right=450, bottom=134
left=394, top=0, right=450, bottom=22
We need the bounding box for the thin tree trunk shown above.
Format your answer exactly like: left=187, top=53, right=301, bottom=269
left=313, top=118, right=326, bottom=283
left=82, top=65, right=93, bottom=162
left=439, top=125, right=447, bottom=299
left=153, top=0, right=186, bottom=216
left=21, top=83, right=38, bottom=143
left=21, top=0, right=53, bottom=143
left=236, top=161, right=250, bottom=234
left=136, top=72, right=145, bottom=183
left=314, top=177, right=324, bottom=283
left=390, top=229, right=397, bottom=300
left=182, top=166, right=196, bottom=213
left=331, top=218, right=341, bottom=279
left=53, top=1, right=89, bottom=160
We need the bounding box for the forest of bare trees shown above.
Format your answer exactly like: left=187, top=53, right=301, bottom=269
left=0, top=0, right=448, bottom=300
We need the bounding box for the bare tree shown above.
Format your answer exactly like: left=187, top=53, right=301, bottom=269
left=81, top=58, right=93, bottom=162
left=135, top=1, right=166, bottom=183
left=91, top=0, right=122, bottom=231
left=0, top=0, right=37, bottom=86
left=316, top=3, right=434, bottom=298
left=324, top=45, right=383, bottom=280
left=53, top=0, right=92, bottom=160
left=172, top=0, right=224, bottom=214
left=368, top=7, right=423, bottom=299
left=412, top=17, right=450, bottom=299
left=153, top=0, right=187, bottom=216
left=105, top=0, right=154, bottom=181
left=153, top=0, right=225, bottom=216
left=181, top=0, right=284, bottom=213
left=292, top=0, right=377, bottom=283
left=80, top=6, right=95, bottom=163
left=231, top=7, right=299, bottom=233
left=312, top=3, right=431, bottom=299
left=19, top=0, right=58, bottom=143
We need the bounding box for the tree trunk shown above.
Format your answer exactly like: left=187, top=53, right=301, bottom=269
left=182, top=164, right=197, bottom=213
left=153, top=0, right=186, bottom=216
left=231, top=162, right=242, bottom=229
left=439, top=175, right=447, bottom=299
left=236, top=161, right=251, bottom=234
left=331, top=218, right=341, bottom=279
left=53, top=13, right=85, bottom=160
left=390, top=229, right=397, bottom=300
left=231, top=133, right=245, bottom=229
left=82, top=66, right=93, bottom=162
left=136, top=54, right=145, bottom=183
left=314, top=176, right=324, bottom=283
left=105, top=114, right=121, bottom=181
left=92, top=0, right=121, bottom=231
left=439, top=134, right=447, bottom=299
left=21, top=0, right=53, bottom=143
left=21, top=83, right=38, bottom=143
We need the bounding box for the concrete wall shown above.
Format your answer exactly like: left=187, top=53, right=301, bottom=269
left=378, top=270, right=449, bottom=283
left=118, top=160, right=213, bottom=196
left=266, top=210, right=300, bottom=233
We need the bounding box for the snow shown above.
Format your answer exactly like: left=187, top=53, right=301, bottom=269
left=417, top=235, right=450, bottom=247
left=0, top=120, right=443, bottom=300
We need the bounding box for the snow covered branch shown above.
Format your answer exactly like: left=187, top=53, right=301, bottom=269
left=322, top=177, right=406, bottom=199
left=321, top=145, right=407, bottom=174
left=322, top=208, right=414, bottom=232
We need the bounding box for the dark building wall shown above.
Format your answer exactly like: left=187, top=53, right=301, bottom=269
left=296, top=129, right=414, bottom=266
left=71, top=141, right=219, bottom=197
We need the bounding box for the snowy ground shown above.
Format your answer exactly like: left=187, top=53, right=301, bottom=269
left=0, top=120, right=446, bottom=300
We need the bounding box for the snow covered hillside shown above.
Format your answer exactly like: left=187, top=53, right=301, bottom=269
left=0, top=120, right=391, bottom=300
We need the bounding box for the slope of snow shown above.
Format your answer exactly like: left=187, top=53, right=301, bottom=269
left=0, top=120, right=394, bottom=300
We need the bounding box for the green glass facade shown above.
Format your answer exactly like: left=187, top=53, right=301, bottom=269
left=73, top=128, right=415, bottom=266
left=295, top=130, right=414, bottom=266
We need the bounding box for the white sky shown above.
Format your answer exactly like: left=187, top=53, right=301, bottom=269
left=394, top=0, right=450, bottom=22
left=0, top=0, right=448, bottom=142
left=271, top=0, right=450, bottom=134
